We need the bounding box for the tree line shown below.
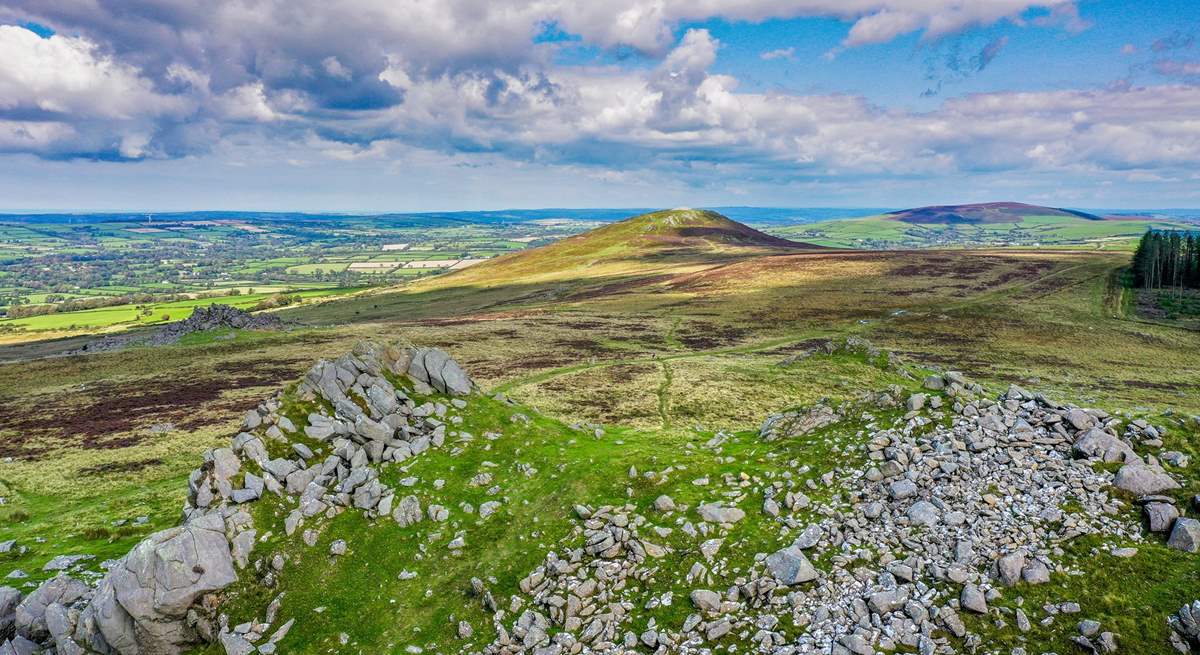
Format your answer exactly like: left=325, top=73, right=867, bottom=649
left=1132, top=230, right=1200, bottom=294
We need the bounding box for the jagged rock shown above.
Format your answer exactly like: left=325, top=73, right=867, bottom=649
left=765, top=545, right=818, bottom=585
left=1071, top=428, right=1135, bottom=463
left=996, top=552, right=1025, bottom=586
left=907, top=501, right=940, bottom=526
left=219, top=630, right=254, bottom=655
left=1168, top=518, right=1200, bottom=553
left=41, top=554, right=92, bottom=572
left=85, top=512, right=236, bottom=655
left=1144, top=502, right=1180, bottom=533
left=1022, top=559, right=1051, bottom=585
left=407, top=348, right=473, bottom=396
left=1171, top=600, right=1200, bottom=646
left=14, top=575, right=88, bottom=642
left=759, top=404, right=839, bottom=440
left=0, top=586, right=20, bottom=638
left=689, top=590, right=721, bottom=614
left=960, top=584, right=987, bottom=614
left=1066, top=408, right=1096, bottom=431
left=697, top=503, right=744, bottom=524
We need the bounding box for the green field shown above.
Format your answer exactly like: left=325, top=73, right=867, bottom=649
left=773, top=213, right=1192, bottom=249
left=0, top=287, right=358, bottom=334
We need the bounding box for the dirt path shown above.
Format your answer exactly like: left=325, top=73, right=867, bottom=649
left=490, top=327, right=846, bottom=395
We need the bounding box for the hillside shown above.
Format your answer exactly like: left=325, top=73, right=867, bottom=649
left=886, top=201, right=1102, bottom=224
left=431, top=208, right=817, bottom=287
left=3, top=210, right=1200, bottom=655
left=773, top=202, right=1193, bottom=250
left=4, top=340, right=1200, bottom=655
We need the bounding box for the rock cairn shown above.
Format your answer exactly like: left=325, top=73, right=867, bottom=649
left=79, top=304, right=284, bottom=354
left=483, top=372, right=1178, bottom=655
left=0, top=341, right=474, bottom=655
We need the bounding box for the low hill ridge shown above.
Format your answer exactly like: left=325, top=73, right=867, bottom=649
left=887, top=201, right=1103, bottom=224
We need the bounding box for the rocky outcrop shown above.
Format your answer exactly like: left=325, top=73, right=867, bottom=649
left=2, top=340, right=475, bottom=655
left=79, top=305, right=284, bottom=354
left=485, top=375, right=1157, bottom=655
left=85, top=513, right=237, bottom=655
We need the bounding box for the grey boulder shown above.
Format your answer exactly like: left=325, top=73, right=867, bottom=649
left=408, top=348, right=473, bottom=396
left=765, top=545, right=818, bottom=585
left=1168, top=518, right=1200, bottom=553
left=86, top=512, right=237, bottom=655
left=697, top=503, right=745, bottom=524
left=1144, top=502, right=1179, bottom=533
left=1113, top=463, right=1180, bottom=496
left=1071, top=429, right=1135, bottom=463
left=14, top=575, right=88, bottom=641
left=0, top=587, right=21, bottom=639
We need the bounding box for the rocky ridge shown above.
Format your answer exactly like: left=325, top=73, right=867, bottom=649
left=1, top=341, right=473, bottom=655
left=479, top=375, right=1190, bottom=655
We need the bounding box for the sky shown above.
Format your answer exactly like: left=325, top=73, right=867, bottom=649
left=0, top=0, right=1198, bottom=212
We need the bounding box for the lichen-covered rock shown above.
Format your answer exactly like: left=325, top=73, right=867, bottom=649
left=86, top=512, right=236, bottom=655
left=1113, top=462, right=1180, bottom=496
left=0, top=587, right=20, bottom=640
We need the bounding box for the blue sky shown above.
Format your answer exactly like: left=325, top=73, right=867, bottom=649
left=0, top=0, right=1197, bottom=211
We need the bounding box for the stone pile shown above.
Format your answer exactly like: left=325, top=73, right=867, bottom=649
left=481, top=505, right=672, bottom=655
left=485, top=372, right=1177, bottom=655
left=0, top=342, right=474, bottom=655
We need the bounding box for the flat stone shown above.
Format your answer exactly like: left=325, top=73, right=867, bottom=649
left=1114, top=463, right=1180, bottom=496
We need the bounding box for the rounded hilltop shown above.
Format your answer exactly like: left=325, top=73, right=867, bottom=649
left=408, top=207, right=820, bottom=288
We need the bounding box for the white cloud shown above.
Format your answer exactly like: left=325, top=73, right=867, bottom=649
left=760, top=47, right=795, bottom=61
left=0, top=26, right=186, bottom=120
left=4, top=0, right=1197, bottom=204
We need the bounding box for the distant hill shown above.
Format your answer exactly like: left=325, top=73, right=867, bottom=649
left=771, top=201, right=1194, bottom=250
left=574, top=208, right=815, bottom=250
left=427, top=208, right=819, bottom=289
left=886, top=202, right=1103, bottom=225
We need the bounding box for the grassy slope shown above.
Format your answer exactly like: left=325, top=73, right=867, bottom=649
left=198, top=351, right=921, bottom=654
left=1, top=210, right=1198, bottom=653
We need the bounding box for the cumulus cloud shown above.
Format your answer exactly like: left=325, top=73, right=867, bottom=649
left=0, top=25, right=195, bottom=158
left=3, top=0, right=1195, bottom=190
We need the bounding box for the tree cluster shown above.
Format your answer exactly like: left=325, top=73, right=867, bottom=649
left=1132, top=230, right=1200, bottom=294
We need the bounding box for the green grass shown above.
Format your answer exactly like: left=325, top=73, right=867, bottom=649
left=0, top=287, right=358, bottom=333
left=195, top=356, right=918, bottom=654
left=774, top=214, right=1193, bottom=250
left=1, top=209, right=1198, bottom=653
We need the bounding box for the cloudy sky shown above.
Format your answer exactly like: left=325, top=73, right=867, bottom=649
left=0, top=0, right=1197, bottom=211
